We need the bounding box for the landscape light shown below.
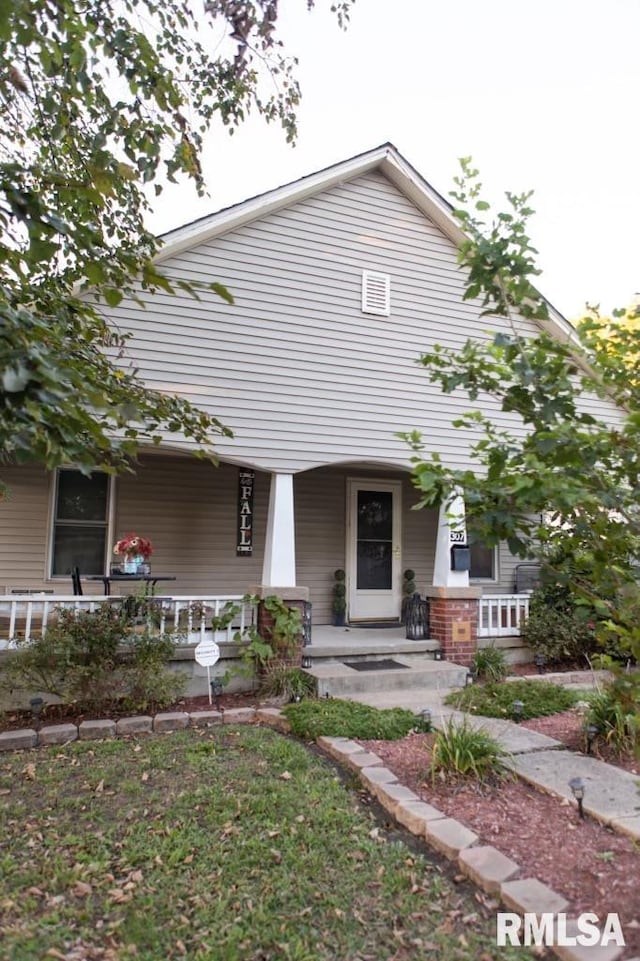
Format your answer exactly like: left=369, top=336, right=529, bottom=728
left=534, top=652, right=546, bottom=674
left=421, top=708, right=432, bottom=729
left=569, top=776, right=586, bottom=819
left=29, top=696, right=44, bottom=729
left=585, top=724, right=598, bottom=755
left=512, top=699, right=524, bottom=722
left=210, top=678, right=224, bottom=711
left=301, top=655, right=312, bottom=669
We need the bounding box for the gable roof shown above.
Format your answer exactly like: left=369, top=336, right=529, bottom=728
left=156, top=142, right=576, bottom=343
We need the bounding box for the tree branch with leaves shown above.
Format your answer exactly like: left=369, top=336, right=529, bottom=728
left=0, top=0, right=353, bottom=491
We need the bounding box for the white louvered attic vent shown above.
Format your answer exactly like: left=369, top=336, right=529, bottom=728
left=361, top=270, right=391, bottom=316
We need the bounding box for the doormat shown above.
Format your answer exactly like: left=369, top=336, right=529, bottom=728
left=349, top=621, right=401, bottom=629
left=348, top=659, right=409, bottom=672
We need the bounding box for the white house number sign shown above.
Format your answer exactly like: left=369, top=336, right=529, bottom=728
left=449, top=529, right=466, bottom=544
left=237, top=469, right=255, bottom=556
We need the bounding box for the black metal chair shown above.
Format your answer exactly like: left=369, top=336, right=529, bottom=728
left=71, top=566, right=83, bottom=596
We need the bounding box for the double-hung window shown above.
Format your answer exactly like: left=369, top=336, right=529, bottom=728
left=51, top=469, right=110, bottom=576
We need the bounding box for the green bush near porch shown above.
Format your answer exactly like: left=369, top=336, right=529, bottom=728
left=445, top=679, right=578, bottom=720
left=283, top=697, right=430, bottom=740
left=0, top=605, right=184, bottom=714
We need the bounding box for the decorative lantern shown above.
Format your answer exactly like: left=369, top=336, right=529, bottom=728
left=405, top=593, right=428, bottom=640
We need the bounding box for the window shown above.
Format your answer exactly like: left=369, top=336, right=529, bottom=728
left=469, top=542, right=496, bottom=580
left=51, top=470, right=110, bottom=576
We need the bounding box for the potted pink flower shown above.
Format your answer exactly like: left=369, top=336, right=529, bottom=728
left=113, top=533, right=153, bottom=574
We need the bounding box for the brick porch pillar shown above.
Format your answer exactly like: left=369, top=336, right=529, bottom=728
left=250, top=585, right=310, bottom=669
left=423, top=586, right=481, bottom=667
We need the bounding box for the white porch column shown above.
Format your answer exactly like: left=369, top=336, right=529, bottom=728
left=261, top=472, right=296, bottom=587
left=432, top=491, right=469, bottom=588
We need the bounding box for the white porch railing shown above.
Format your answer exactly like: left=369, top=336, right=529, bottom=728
left=0, top=594, right=252, bottom=649
left=478, top=593, right=530, bottom=637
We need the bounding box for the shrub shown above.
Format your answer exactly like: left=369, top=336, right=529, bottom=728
left=259, top=665, right=316, bottom=701
left=0, top=605, right=184, bottom=714
left=472, top=644, right=507, bottom=682
left=445, top=679, right=578, bottom=720
left=430, top=718, right=506, bottom=781
left=586, top=672, right=640, bottom=755
left=283, top=699, right=428, bottom=740
left=520, top=583, right=599, bottom=667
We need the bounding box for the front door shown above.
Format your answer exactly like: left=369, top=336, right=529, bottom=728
left=347, top=479, right=402, bottom=621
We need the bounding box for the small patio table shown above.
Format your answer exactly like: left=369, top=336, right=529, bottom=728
left=87, top=574, right=177, bottom=597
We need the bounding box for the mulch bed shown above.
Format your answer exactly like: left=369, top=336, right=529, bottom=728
left=0, top=690, right=262, bottom=732
left=360, top=731, right=640, bottom=957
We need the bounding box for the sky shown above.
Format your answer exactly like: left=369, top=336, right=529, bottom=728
left=147, top=0, right=640, bottom=321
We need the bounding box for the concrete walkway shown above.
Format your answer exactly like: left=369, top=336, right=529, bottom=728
left=342, top=684, right=640, bottom=841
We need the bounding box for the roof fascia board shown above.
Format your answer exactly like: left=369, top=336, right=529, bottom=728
left=155, top=144, right=393, bottom=264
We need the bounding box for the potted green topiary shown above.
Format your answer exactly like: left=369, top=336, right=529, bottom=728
left=401, top=569, right=416, bottom=623
left=332, top=569, right=347, bottom=626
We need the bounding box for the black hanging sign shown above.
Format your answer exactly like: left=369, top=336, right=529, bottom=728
left=237, top=469, right=255, bottom=556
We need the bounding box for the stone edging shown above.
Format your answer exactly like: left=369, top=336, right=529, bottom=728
left=0, top=708, right=258, bottom=750
left=0, top=706, right=632, bottom=961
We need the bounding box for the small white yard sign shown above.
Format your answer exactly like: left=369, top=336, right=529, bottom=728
left=194, top=639, right=221, bottom=704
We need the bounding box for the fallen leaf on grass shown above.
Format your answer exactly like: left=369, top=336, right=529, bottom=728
left=94, top=779, right=104, bottom=795
left=279, top=771, right=292, bottom=780
left=71, top=881, right=92, bottom=897
left=22, top=763, right=36, bottom=780
left=270, top=849, right=282, bottom=864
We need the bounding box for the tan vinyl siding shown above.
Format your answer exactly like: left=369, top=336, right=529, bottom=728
left=0, top=466, right=51, bottom=591
left=104, top=170, right=555, bottom=473
left=114, top=456, right=267, bottom=595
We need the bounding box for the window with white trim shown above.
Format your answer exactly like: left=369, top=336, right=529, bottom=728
left=361, top=270, right=391, bottom=316
left=469, top=542, right=497, bottom=581
left=51, top=469, right=110, bottom=576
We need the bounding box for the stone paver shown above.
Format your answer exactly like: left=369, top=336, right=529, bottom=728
left=0, top=728, right=37, bottom=751
left=424, top=817, right=478, bottom=860
left=316, top=736, right=366, bottom=761
left=222, top=708, right=256, bottom=724
left=373, top=782, right=420, bottom=814
left=116, top=716, right=153, bottom=736
left=552, top=919, right=625, bottom=961
left=78, top=719, right=116, bottom=740
left=153, top=712, right=189, bottom=733
left=501, top=877, right=569, bottom=915
left=255, top=708, right=291, bottom=732
left=458, top=845, right=520, bottom=894
left=39, top=723, right=78, bottom=746
left=609, top=815, right=640, bottom=841
left=189, top=711, right=223, bottom=727
left=394, top=800, right=446, bottom=835
left=507, top=750, right=640, bottom=824
left=344, top=750, right=383, bottom=772
left=358, top=765, right=398, bottom=791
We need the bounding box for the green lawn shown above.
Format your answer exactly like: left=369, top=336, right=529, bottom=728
left=0, top=726, right=529, bottom=960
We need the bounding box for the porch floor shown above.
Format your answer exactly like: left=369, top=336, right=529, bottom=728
left=306, top=624, right=436, bottom=658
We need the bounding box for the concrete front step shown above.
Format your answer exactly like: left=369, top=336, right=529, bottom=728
left=305, top=656, right=467, bottom=697
left=304, top=638, right=439, bottom=661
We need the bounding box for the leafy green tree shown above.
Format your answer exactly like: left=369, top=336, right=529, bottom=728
left=0, top=0, right=352, bottom=490
left=404, top=159, right=640, bottom=662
